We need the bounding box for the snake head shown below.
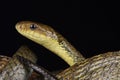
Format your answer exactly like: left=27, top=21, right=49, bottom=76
left=15, top=21, right=58, bottom=44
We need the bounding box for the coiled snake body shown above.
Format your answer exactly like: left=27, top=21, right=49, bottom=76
left=0, top=46, right=37, bottom=80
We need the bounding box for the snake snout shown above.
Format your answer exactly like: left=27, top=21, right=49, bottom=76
left=15, top=22, right=25, bottom=32
left=15, top=22, right=21, bottom=30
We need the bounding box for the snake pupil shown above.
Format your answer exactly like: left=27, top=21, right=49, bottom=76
left=30, top=24, right=37, bottom=30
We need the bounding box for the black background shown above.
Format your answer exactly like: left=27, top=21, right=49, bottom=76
left=0, top=1, right=119, bottom=71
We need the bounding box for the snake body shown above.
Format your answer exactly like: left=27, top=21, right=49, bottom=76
left=1, top=50, right=120, bottom=80
left=17, top=55, right=58, bottom=80
left=15, top=21, right=85, bottom=66
left=19, top=50, right=120, bottom=80
left=0, top=46, right=37, bottom=80
left=56, top=51, right=120, bottom=80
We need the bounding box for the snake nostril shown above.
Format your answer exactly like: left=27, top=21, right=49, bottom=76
left=17, top=25, right=22, bottom=30
left=19, top=25, right=23, bottom=29
left=19, top=25, right=21, bottom=29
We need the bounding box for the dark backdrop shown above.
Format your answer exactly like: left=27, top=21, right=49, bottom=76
left=0, top=1, right=119, bottom=71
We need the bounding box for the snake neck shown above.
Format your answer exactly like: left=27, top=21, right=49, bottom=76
left=23, top=32, right=85, bottom=66
left=55, top=37, right=85, bottom=66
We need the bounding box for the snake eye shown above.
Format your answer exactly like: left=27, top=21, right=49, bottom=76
left=30, top=24, right=37, bottom=30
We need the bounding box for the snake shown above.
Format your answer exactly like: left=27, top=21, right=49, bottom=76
left=15, top=21, right=85, bottom=66
left=0, top=21, right=119, bottom=80
left=15, top=21, right=120, bottom=80
left=0, top=45, right=37, bottom=80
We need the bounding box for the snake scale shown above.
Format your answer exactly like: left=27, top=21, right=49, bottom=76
left=0, top=21, right=120, bottom=80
